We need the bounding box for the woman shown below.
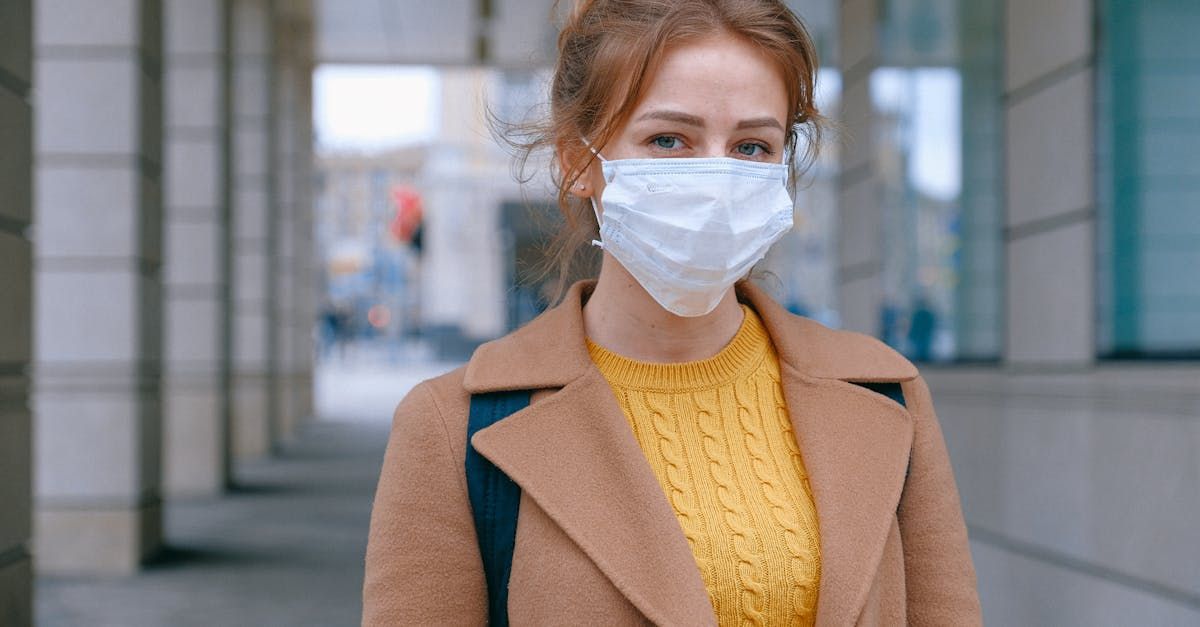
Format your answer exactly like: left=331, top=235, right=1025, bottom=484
left=363, top=0, right=981, bottom=625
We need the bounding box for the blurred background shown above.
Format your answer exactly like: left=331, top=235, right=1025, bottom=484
left=0, top=0, right=1197, bottom=625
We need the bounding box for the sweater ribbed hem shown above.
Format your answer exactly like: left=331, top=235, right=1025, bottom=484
left=586, top=305, right=771, bottom=391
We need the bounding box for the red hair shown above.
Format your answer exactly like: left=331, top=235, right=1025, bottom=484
left=500, top=0, right=824, bottom=300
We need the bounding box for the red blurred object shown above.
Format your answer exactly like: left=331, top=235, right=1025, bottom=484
left=367, top=304, right=391, bottom=329
left=390, top=185, right=424, bottom=243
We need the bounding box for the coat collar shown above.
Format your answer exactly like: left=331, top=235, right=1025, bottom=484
left=466, top=280, right=918, bottom=625
left=464, top=279, right=918, bottom=393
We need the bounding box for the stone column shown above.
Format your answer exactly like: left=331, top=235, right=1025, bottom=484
left=33, top=0, right=165, bottom=575
left=273, top=11, right=315, bottom=441
left=272, top=13, right=297, bottom=443
left=231, top=0, right=277, bottom=460
left=836, top=0, right=884, bottom=336
left=292, top=56, right=316, bottom=428
left=0, top=0, right=33, bottom=621
left=290, top=53, right=315, bottom=429
left=162, top=0, right=233, bottom=497
left=1003, top=0, right=1095, bottom=367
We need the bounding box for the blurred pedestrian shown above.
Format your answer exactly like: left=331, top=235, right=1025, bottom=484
left=908, top=294, right=938, bottom=363
left=319, top=302, right=341, bottom=360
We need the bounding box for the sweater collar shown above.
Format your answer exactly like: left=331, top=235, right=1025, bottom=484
left=585, top=304, right=771, bottom=391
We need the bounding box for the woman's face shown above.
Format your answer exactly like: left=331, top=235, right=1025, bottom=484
left=574, top=33, right=790, bottom=206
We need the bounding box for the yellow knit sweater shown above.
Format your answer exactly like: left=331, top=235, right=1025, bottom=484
left=587, top=305, right=821, bottom=626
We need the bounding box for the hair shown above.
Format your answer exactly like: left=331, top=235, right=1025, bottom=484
left=495, top=0, right=825, bottom=302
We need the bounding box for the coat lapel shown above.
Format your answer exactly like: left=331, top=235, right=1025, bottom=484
left=465, top=281, right=716, bottom=625
left=469, top=368, right=718, bottom=626
left=778, top=365, right=913, bottom=625
left=742, top=283, right=917, bottom=625
left=464, top=280, right=919, bottom=626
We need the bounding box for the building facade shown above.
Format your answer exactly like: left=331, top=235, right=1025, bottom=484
left=840, top=0, right=1200, bottom=623
left=2, top=0, right=316, bottom=622
left=1, top=0, right=1197, bottom=625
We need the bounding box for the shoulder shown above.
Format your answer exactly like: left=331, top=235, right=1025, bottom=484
left=756, top=309, right=918, bottom=384
left=801, top=318, right=919, bottom=382
left=392, top=365, right=473, bottom=462
left=737, top=280, right=918, bottom=382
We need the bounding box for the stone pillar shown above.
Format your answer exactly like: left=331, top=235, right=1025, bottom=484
left=1003, top=0, right=1095, bottom=367
left=231, top=0, right=277, bottom=460
left=273, top=11, right=315, bottom=441
left=836, top=0, right=884, bottom=336
left=291, top=56, right=315, bottom=428
left=33, top=0, right=165, bottom=575
left=162, top=0, right=233, bottom=497
left=273, top=13, right=296, bottom=443
left=0, top=0, right=33, bottom=621
left=420, top=68, right=510, bottom=353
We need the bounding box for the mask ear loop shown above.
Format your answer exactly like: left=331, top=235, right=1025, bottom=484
left=580, top=136, right=605, bottom=160
left=589, top=199, right=604, bottom=250
left=580, top=137, right=607, bottom=249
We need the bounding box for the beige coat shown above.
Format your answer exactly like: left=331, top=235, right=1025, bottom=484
left=363, top=280, right=981, bottom=626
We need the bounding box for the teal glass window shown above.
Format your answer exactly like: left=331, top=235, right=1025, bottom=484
left=1097, top=0, right=1200, bottom=357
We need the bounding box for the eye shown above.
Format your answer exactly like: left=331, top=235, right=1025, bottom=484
left=735, top=142, right=770, bottom=158
left=651, top=135, right=682, bottom=150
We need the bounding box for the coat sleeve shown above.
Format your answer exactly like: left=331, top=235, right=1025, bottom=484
left=897, top=375, right=983, bottom=626
left=362, top=382, right=487, bottom=626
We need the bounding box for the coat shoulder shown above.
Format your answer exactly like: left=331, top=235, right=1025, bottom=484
left=394, top=365, right=473, bottom=458
left=738, top=280, right=918, bottom=382
left=782, top=314, right=920, bottom=383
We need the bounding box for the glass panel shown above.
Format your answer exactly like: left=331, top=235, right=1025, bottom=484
left=1097, top=0, right=1200, bottom=357
left=871, top=0, right=1003, bottom=362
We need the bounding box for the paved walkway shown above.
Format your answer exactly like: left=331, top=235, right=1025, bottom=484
left=36, top=361, right=461, bottom=627
left=34, top=362, right=1200, bottom=625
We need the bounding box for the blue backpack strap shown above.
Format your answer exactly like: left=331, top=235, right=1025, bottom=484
left=465, top=390, right=531, bottom=627
left=850, top=381, right=906, bottom=408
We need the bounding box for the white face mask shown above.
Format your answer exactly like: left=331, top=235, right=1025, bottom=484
left=587, top=147, right=795, bottom=317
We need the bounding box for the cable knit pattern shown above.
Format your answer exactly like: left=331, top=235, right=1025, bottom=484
left=587, top=306, right=821, bottom=626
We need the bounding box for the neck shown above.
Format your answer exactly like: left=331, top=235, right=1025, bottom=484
left=582, top=255, right=745, bottom=363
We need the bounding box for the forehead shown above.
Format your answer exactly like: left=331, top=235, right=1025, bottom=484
left=629, top=34, right=789, bottom=123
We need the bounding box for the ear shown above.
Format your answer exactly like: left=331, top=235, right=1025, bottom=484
left=557, top=137, right=600, bottom=200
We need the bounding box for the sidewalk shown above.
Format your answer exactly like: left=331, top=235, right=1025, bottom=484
left=315, top=355, right=463, bottom=424
left=35, top=359, right=461, bottom=627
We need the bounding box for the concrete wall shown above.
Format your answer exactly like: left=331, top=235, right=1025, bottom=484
left=1003, top=0, right=1095, bottom=367
left=0, top=0, right=33, bottom=621
left=33, top=0, right=166, bottom=575
left=273, top=10, right=315, bottom=442
left=418, top=68, right=511, bottom=344
left=162, top=0, right=233, bottom=498
left=231, top=0, right=277, bottom=460
left=929, top=367, right=1200, bottom=624
left=0, top=0, right=311, bottom=600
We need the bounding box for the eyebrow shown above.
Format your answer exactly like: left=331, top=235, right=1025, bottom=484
left=635, top=109, right=705, bottom=127
left=634, top=109, right=785, bottom=132
left=736, top=117, right=785, bottom=132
